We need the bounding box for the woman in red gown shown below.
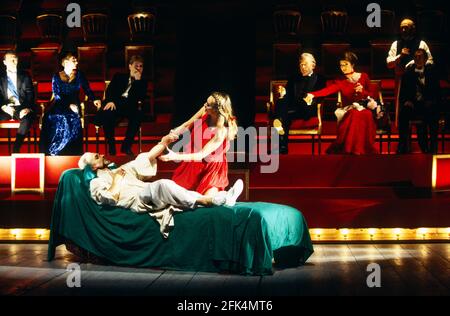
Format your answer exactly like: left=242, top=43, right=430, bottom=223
left=159, top=92, right=238, bottom=196
left=306, top=52, right=383, bottom=154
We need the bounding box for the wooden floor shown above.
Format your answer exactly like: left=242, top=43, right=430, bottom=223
left=0, top=243, right=448, bottom=296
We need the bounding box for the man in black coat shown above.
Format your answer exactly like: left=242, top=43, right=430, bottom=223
left=95, top=55, right=148, bottom=156
left=398, top=48, right=441, bottom=154
left=0, top=51, right=35, bottom=153
left=273, top=53, right=326, bottom=154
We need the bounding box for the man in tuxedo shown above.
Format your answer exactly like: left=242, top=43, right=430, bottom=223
left=0, top=51, right=35, bottom=153
left=95, top=55, right=148, bottom=156
left=397, top=48, right=441, bottom=154
left=272, top=53, right=326, bottom=154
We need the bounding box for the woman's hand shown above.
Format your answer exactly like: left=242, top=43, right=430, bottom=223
left=366, top=98, right=378, bottom=110
left=354, top=83, right=363, bottom=94
left=161, top=133, right=178, bottom=145
left=69, top=104, right=79, bottom=113
left=159, top=148, right=177, bottom=162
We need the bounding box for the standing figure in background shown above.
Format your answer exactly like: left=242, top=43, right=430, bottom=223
left=386, top=18, right=433, bottom=127
left=94, top=55, right=148, bottom=156
left=272, top=53, right=326, bottom=154
left=40, top=52, right=101, bottom=156
left=160, top=92, right=238, bottom=197
left=397, top=49, right=441, bottom=154
left=0, top=51, right=35, bottom=153
left=306, top=52, right=383, bottom=155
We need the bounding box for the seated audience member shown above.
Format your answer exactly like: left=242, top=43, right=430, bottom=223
left=94, top=55, right=147, bottom=156
left=272, top=53, right=326, bottom=154
left=78, top=133, right=244, bottom=237
left=0, top=51, right=35, bottom=153
left=40, top=52, right=101, bottom=156
left=397, top=49, right=441, bottom=154
left=305, top=51, right=383, bottom=155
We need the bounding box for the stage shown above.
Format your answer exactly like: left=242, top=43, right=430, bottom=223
left=0, top=243, right=448, bottom=296
left=0, top=154, right=449, bottom=242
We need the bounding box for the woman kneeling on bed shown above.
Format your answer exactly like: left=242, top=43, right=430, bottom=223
left=78, top=133, right=243, bottom=236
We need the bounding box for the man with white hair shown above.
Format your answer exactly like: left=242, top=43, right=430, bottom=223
left=272, top=52, right=326, bottom=154
left=78, top=134, right=243, bottom=237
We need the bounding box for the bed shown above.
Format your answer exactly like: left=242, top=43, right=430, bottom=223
left=48, top=168, right=314, bottom=275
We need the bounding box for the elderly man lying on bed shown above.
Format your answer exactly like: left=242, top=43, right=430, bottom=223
left=78, top=134, right=243, bottom=237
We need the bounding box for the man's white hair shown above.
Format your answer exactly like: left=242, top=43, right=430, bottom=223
left=78, top=152, right=94, bottom=169
left=300, top=53, right=316, bottom=67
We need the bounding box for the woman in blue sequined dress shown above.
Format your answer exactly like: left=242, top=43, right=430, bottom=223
left=40, top=53, right=101, bottom=155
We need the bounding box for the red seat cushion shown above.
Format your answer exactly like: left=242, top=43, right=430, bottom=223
left=291, top=117, right=319, bottom=129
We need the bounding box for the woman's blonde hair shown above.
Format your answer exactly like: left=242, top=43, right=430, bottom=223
left=209, top=91, right=238, bottom=141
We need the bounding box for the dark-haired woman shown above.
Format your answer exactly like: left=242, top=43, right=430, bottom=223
left=306, top=52, right=382, bottom=154
left=40, top=53, right=101, bottom=155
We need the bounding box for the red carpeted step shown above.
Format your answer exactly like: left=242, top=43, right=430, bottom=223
left=250, top=188, right=450, bottom=228
left=250, top=155, right=432, bottom=188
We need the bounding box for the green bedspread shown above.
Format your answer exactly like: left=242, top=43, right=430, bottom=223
left=48, top=169, right=314, bottom=275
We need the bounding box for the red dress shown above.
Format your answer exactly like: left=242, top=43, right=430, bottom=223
left=172, top=114, right=229, bottom=194
left=311, top=72, right=378, bottom=155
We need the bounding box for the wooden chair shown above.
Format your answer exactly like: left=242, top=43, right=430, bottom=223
left=320, top=10, right=348, bottom=38
left=417, top=10, right=446, bottom=41
left=273, top=10, right=301, bottom=39
left=266, top=80, right=323, bottom=155
left=36, top=14, right=63, bottom=43
left=77, top=45, right=107, bottom=83
left=127, top=12, right=155, bottom=42
left=0, top=15, right=17, bottom=50
left=31, top=48, right=59, bottom=83
left=82, top=13, right=108, bottom=43
left=337, top=80, right=392, bottom=153
left=368, top=10, right=395, bottom=39
left=124, top=45, right=154, bottom=82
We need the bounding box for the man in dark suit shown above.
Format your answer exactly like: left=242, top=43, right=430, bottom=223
left=397, top=48, right=441, bottom=154
left=0, top=51, right=35, bottom=153
left=94, top=55, right=148, bottom=156
left=273, top=53, right=326, bottom=154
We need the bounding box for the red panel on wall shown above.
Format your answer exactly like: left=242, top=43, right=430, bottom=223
left=15, top=158, right=40, bottom=188
left=435, top=157, right=450, bottom=191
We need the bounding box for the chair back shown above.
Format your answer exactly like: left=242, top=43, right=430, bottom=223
left=0, top=15, right=16, bottom=45
left=320, top=10, right=348, bottom=37
left=36, top=14, right=63, bottom=42
left=124, top=45, right=154, bottom=80
left=127, top=12, right=155, bottom=42
left=417, top=10, right=446, bottom=40
left=273, top=10, right=301, bottom=39
left=31, top=48, right=59, bottom=82
left=368, top=10, right=395, bottom=38
left=82, top=13, right=108, bottom=42
left=77, top=46, right=107, bottom=82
